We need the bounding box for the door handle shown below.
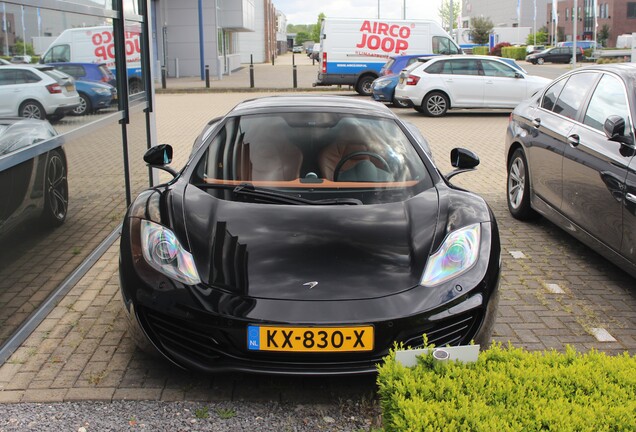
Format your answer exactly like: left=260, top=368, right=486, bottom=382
left=567, top=134, right=580, bottom=147
left=627, top=193, right=636, bottom=204
left=532, top=118, right=541, bottom=128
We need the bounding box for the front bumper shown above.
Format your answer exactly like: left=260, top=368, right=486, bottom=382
left=394, top=96, right=414, bottom=108
left=120, top=219, right=501, bottom=375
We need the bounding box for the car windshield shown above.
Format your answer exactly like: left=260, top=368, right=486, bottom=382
left=191, top=112, right=431, bottom=205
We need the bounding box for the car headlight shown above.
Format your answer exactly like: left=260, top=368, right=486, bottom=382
left=140, top=220, right=201, bottom=285
left=421, top=223, right=481, bottom=287
left=92, top=87, right=112, bottom=95
left=374, top=80, right=391, bottom=89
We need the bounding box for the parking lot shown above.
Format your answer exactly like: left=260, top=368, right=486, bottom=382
left=0, top=57, right=635, bottom=423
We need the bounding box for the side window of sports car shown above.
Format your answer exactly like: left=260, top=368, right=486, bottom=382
left=551, top=72, right=598, bottom=120
left=583, top=74, right=631, bottom=134
left=540, top=78, right=566, bottom=111
left=194, top=118, right=238, bottom=182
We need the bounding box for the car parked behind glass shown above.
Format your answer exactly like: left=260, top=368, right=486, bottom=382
left=526, top=46, right=584, bottom=65
left=0, top=65, right=80, bottom=120
left=394, top=55, right=550, bottom=117
left=72, top=80, right=116, bottom=115
left=505, top=63, right=636, bottom=278
left=46, top=62, right=116, bottom=87
left=0, top=117, right=68, bottom=239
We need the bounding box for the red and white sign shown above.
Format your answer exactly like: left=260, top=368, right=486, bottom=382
left=355, top=20, right=413, bottom=55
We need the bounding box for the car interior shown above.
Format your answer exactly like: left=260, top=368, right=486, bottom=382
left=192, top=112, right=430, bottom=202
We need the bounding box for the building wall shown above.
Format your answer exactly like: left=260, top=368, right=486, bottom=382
left=155, top=0, right=255, bottom=78
left=548, top=0, right=634, bottom=47
left=238, top=0, right=265, bottom=63
left=462, top=0, right=549, bottom=30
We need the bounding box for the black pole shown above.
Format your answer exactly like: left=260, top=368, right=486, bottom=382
left=161, top=66, right=166, bottom=89
left=293, top=64, right=297, bottom=88
left=205, top=64, right=210, bottom=88
left=249, top=54, right=254, bottom=88
left=271, top=53, right=275, bottom=66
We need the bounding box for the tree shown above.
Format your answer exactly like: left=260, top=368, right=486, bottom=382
left=295, top=31, right=311, bottom=45
left=438, top=0, right=461, bottom=32
left=526, top=31, right=549, bottom=45
left=597, top=24, right=610, bottom=47
left=311, top=13, right=325, bottom=42
left=12, top=39, right=35, bottom=57
left=470, top=17, right=493, bottom=45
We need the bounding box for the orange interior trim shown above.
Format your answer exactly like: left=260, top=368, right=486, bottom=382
left=201, top=178, right=420, bottom=189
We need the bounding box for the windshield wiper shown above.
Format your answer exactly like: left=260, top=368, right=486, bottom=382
left=232, top=183, right=361, bottom=206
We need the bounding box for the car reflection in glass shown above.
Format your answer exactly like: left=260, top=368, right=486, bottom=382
left=0, top=118, right=68, bottom=238
left=505, top=63, right=636, bottom=278
left=119, top=95, right=501, bottom=375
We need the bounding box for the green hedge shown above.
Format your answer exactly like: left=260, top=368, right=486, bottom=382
left=377, top=343, right=636, bottom=432
left=501, top=46, right=527, bottom=60
left=472, top=46, right=489, bottom=56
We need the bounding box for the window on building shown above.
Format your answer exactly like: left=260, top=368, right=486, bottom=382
left=628, top=2, right=636, bottom=18
left=566, top=8, right=569, bottom=20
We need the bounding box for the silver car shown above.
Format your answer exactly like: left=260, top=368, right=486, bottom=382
left=0, top=65, right=80, bottom=121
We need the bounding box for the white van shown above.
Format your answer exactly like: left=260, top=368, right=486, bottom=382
left=315, top=18, right=461, bottom=95
left=40, top=25, right=143, bottom=93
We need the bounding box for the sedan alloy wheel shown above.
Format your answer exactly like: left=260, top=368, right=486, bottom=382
left=423, top=92, right=449, bottom=117
left=43, top=150, right=68, bottom=226
left=507, top=149, right=535, bottom=220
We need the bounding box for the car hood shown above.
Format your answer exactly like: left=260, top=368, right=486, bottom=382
left=180, top=186, right=441, bottom=301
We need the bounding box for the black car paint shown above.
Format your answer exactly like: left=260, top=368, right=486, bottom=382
left=119, top=96, right=501, bottom=374
left=0, top=118, right=66, bottom=238
left=506, top=64, right=636, bottom=278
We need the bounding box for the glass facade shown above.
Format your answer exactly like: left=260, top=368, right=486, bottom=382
left=0, top=0, right=152, bottom=352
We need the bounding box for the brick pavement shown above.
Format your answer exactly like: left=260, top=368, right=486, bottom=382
left=0, top=64, right=634, bottom=404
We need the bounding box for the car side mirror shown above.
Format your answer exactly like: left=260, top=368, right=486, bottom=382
left=515, top=72, right=524, bottom=78
left=604, top=115, right=634, bottom=146
left=144, top=144, right=177, bottom=177
left=446, top=148, right=480, bottom=180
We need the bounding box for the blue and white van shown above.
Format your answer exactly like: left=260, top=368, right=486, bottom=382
left=40, top=26, right=143, bottom=94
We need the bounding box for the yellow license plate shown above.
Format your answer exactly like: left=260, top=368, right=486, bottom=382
left=399, top=77, right=404, bottom=84
left=247, top=325, right=374, bottom=352
left=66, top=84, right=75, bottom=92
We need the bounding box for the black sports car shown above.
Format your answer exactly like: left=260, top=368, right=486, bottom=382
left=119, top=96, right=501, bottom=375
left=0, top=117, right=67, bottom=238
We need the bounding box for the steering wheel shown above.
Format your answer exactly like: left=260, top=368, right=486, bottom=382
left=333, top=151, right=391, bottom=181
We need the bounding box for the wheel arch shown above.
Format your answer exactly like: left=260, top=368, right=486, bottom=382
left=506, top=141, right=534, bottom=189
left=423, top=89, right=452, bottom=109
left=18, top=98, right=46, bottom=116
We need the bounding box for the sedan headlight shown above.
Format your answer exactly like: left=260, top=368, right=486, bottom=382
left=421, top=223, right=480, bottom=287
left=140, top=220, right=201, bottom=285
left=91, top=87, right=112, bottom=95
left=374, top=80, right=391, bottom=89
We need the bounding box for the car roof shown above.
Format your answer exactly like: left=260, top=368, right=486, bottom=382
left=230, top=95, right=396, bottom=117
left=1, top=64, right=54, bottom=71
left=48, top=62, right=108, bottom=67
left=568, top=63, right=636, bottom=81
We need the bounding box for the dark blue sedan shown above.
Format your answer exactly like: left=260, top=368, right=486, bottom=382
left=72, top=80, right=116, bottom=115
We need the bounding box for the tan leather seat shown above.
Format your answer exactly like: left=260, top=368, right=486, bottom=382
left=319, top=123, right=383, bottom=181
left=242, top=118, right=303, bottom=181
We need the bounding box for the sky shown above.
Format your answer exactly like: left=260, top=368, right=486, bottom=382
left=274, top=0, right=445, bottom=26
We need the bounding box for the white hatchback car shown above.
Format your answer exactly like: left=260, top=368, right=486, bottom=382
left=394, top=55, right=551, bottom=117
left=0, top=65, right=80, bottom=120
